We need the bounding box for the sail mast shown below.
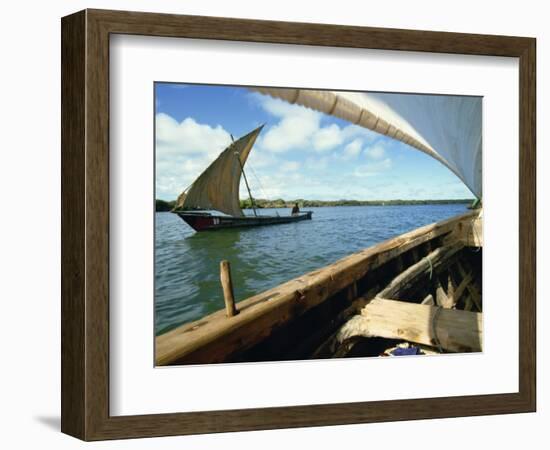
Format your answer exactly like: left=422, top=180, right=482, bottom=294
left=235, top=154, right=257, bottom=217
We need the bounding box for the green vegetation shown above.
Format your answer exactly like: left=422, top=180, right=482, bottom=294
left=158, top=197, right=475, bottom=212
left=239, top=198, right=475, bottom=209
left=467, top=198, right=482, bottom=210
left=155, top=199, right=176, bottom=212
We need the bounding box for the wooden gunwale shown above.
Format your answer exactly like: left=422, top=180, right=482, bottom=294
left=156, top=210, right=480, bottom=365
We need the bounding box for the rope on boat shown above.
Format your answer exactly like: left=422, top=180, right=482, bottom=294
left=431, top=306, right=444, bottom=353
left=427, top=256, right=433, bottom=280
left=247, top=161, right=269, bottom=201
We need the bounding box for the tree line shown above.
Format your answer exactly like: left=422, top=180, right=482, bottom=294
left=239, top=198, right=474, bottom=209
left=156, top=198, right=474, bottom=211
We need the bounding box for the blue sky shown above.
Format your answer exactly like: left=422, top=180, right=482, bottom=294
left=155, top=83, right=474, bottom=201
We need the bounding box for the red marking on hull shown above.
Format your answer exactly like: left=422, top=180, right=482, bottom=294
left=179, top=215, right=215, bottom=231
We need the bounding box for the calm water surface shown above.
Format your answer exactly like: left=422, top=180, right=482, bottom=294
left=155, top=204, right=468, bottom=335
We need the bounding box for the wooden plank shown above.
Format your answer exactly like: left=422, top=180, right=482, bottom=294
left=447, top=274, right=455, bottom=300
left=444, top=210, right=483, bottom=247
left=156, top=212, right=478, bottom=365
left=220, top=260, right=238, bottom=317
left=457, top=262, right=482, bottom=311
left=376, top=241, right=464, bottom=300
left=425, top=240, right=432, bottom=252
left=435, top=279, right=451, bottom=308
left=286, top=283, right=381, bottom=360
left=394, top=255, right=404, bottom=273
left=310, top=285, right=380, bottom=358
left=411, top=247, right=420, bottom=263
left=61, top=10, right=87, bottom=440
left=346, top=282, right=358, bottom=302
left=464, top=211, right=483, bottom=247
left=337, top=298, right=483, bottom=353
left=421, top=294, right=434, bottom=305
left=450, top=272, right=473, bottom=308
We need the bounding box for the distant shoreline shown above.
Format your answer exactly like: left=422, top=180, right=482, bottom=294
left=156, top=198, right=475, bottom=212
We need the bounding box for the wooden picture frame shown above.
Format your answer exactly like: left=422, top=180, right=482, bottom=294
left=61, top=9, right=536, bottom=441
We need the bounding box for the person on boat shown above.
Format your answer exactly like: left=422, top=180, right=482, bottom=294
left=291, top=203, right=300, bottom=215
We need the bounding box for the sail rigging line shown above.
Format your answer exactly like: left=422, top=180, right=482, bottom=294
left=246, top=161, right=269, bottom=202
left=235, top=152, right=258, bottom=217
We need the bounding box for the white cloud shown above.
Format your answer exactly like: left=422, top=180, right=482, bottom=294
left=155, top=114, right=233, bottom=199
left=260, top=114, right=319, bottom=152
left=341, top=138, right=363, bottom=160
left=246, top=149, right=280, bottom=169
left=257, top=99, right=320, bottom=153
left=341, top=124, right=379, bottom=143
left=258, top=96, right=314, bottom=118
left=353, top=158, right=392, bottom=177
left=304, top=156, right=329, bottom=171
left=253, top=94, right=381, bottom=155
left=154, top=109, right=305, bottom=200
left=155, top=95, right=409, bottom=202
left=280, top=161, right=301, bottom=171
left=239, top=182, right=283, bottom=200
left=156, top=113, right=231, bottom=158
left=364, top=142, right=386, bottom=160
left=312, top=124, right=344, bottom=152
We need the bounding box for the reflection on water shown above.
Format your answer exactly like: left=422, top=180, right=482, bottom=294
left=155, top=204, right=468, bottom=335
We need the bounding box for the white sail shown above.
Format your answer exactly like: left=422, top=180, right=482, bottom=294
left=252, top=88, right=482, bottom=199
left=177, top=125, right=263, bottom=217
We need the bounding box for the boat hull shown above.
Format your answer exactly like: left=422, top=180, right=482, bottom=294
left=156, top=210, right=483, bottom=366
left=175, top=211, right=313, bottom=232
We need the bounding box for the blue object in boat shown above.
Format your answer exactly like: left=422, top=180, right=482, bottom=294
left=392, top=346, right=421, bottom=356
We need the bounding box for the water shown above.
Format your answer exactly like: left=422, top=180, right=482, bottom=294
left=155, top=204, right=468, bottom=335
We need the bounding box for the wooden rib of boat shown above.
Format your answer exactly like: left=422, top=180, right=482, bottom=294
left=172, top=124, right=313, bottom=232
left=155, top=209, right=483, bottom=366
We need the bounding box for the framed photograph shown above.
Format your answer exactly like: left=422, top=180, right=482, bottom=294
left=61, top=9, right=536, bottom=440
